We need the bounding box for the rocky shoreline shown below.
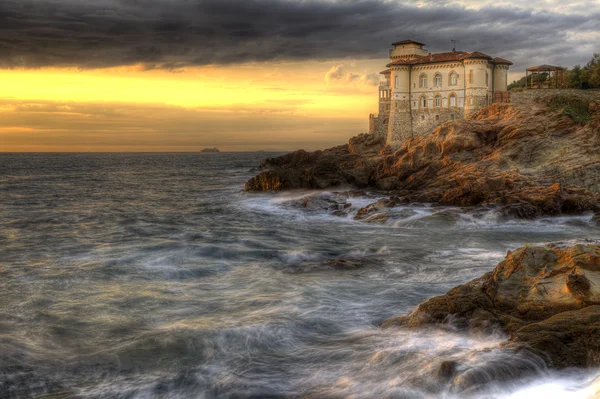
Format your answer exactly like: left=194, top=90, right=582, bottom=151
left=244, top=90, right=600, bottom=385
left=246, top=90, right=600, bottom=220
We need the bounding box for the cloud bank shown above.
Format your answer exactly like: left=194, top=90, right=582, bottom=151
left=0, top=0, right=598, bottom=71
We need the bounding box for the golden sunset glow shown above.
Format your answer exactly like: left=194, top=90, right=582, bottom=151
left=0, top=60, right=386, bottom=152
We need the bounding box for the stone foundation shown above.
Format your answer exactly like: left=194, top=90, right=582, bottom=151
left=412, top=108, right=465, bottom=136
left=387, top=99, right=412, bottom=147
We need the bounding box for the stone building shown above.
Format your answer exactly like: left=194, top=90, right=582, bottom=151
left=369, top=40, right=512, bottom=148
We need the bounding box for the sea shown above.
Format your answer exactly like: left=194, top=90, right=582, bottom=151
left=1, top=152, right=599, bottom=398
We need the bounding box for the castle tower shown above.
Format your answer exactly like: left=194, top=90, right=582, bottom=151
left=368, top=70, right=392, bottom=140
left=389, top=40, right=429, bottom=61
left=464, top=52, right=492, bottom=116
left=387, top=65, right=412, bottom=147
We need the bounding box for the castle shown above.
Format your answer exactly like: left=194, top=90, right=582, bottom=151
left=369, top=40, right=512, bottom=147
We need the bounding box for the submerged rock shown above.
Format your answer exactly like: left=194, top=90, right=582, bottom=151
left=382, top=242, right=600, bottom=369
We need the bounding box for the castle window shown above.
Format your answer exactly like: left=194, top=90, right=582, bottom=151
left=449, top=72, right=458, bottom=86
left=450, top=114, right=455, bottom=120
left=485, top=71, right=489, bottom=86
left=419, top=74, right=427, bottom=88
left=434, top=95, right=441, bottom=107
left=435, top=115, right=440, bottom=121
left=395, top=76, right=399, bottom=89
left=449, top=94, right=456, bottom=107
left=469, top=70, right=474, bottom=84
left=469, top=97, right=474, bottom=105
left=421, top=115, right=425, bottom=121
left=420, top=96, right=427, bottom=108
left=434, top=73, right=442, bottom=87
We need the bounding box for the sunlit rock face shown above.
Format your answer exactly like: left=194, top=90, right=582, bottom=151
left=383, top=242, right=600, bottom=369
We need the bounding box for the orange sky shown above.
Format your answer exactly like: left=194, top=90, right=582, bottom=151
left=0, top=60, right=388, bottom=152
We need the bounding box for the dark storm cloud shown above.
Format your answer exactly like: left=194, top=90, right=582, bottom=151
left=0, top=0, right=598, bottom=70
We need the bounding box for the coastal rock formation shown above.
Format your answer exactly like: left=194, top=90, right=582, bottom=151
left=382, top=242, right=600, bottom=369
left=246, top=91, right=600, bottom=218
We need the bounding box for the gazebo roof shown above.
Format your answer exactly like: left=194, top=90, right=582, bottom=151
left=526, top=64, right=564, bottom=72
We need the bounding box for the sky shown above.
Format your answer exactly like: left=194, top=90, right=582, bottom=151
left=0, top=0, right=599, bottom=152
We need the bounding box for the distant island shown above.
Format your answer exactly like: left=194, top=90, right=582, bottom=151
left=200, top=147, right=220, bottom=153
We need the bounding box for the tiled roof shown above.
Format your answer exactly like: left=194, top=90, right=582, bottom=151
left=392, top=39, right=426, bottom=46
left=462, top=51, right=493, bottom=60
left=379, top=69, right=391, bottom=74
left=387, top=51, right=511, bottom=67
left=493, top=57, right=514, bottom=65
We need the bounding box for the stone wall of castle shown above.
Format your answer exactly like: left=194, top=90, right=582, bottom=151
left=387, top=99, right=412, bottom=145
left=369, top=114, right=388, bottom=141
left=412, top=108, right=465, bottom=136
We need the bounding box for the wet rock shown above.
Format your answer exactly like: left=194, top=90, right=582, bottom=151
left=383, top=242, right=600, bottom=369
left=362, top=213, right=389, bottom=224
left=508, top=306, right=600, bottom=368
left=395, top=208, right=419, bottom=219
left=282, top=193, right=348, bottom=213
left=592, top=212, right=600, bottom=226
left=437, top=360, right=459, bottom=383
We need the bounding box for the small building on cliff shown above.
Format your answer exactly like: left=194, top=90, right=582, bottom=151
left=369, top=40, right=513, bottom=147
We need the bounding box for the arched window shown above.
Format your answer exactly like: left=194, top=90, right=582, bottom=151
left=449, top=93, right=457, bottom=107
left=485, top=71, right=489, bottom=86
left=449, top=72, right=458, bottom=86
left=434, top=73, right=442, bottom=87
left=419, top=73, right=427, bottom=88
left=434, top=95, right=441, bottom=107
left=420, top=96, right=427, bottom=108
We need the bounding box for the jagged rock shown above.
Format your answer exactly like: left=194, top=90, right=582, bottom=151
left=246, top=91, right=600, bottom=218
left=281, top=193, right=348, bottom=212
left=382, top=243, right=600, bottom=369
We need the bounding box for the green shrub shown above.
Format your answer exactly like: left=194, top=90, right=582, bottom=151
left=549, top=95, right=591, bottom=125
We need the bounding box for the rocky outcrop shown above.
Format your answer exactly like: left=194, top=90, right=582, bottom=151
left=382, top=242, right=600, bottom=369
left=244, top=134, right=383, bottom=191
left=246, top=91, right=600, bottom=218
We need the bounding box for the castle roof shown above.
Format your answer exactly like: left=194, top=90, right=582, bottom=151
left=379, top=69, right=391, bottom=75
left=492, top=57, right=514, bottom=65
left=462, top=51, right=493, bottom=60
left=386, top=51, right=511, bottom=67
left=392, top=39, right=426, bottom=46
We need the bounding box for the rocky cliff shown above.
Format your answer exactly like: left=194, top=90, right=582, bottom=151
left=382, top=242, right=600, bottom=370
left=246, top=90, right=600, bottom=218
